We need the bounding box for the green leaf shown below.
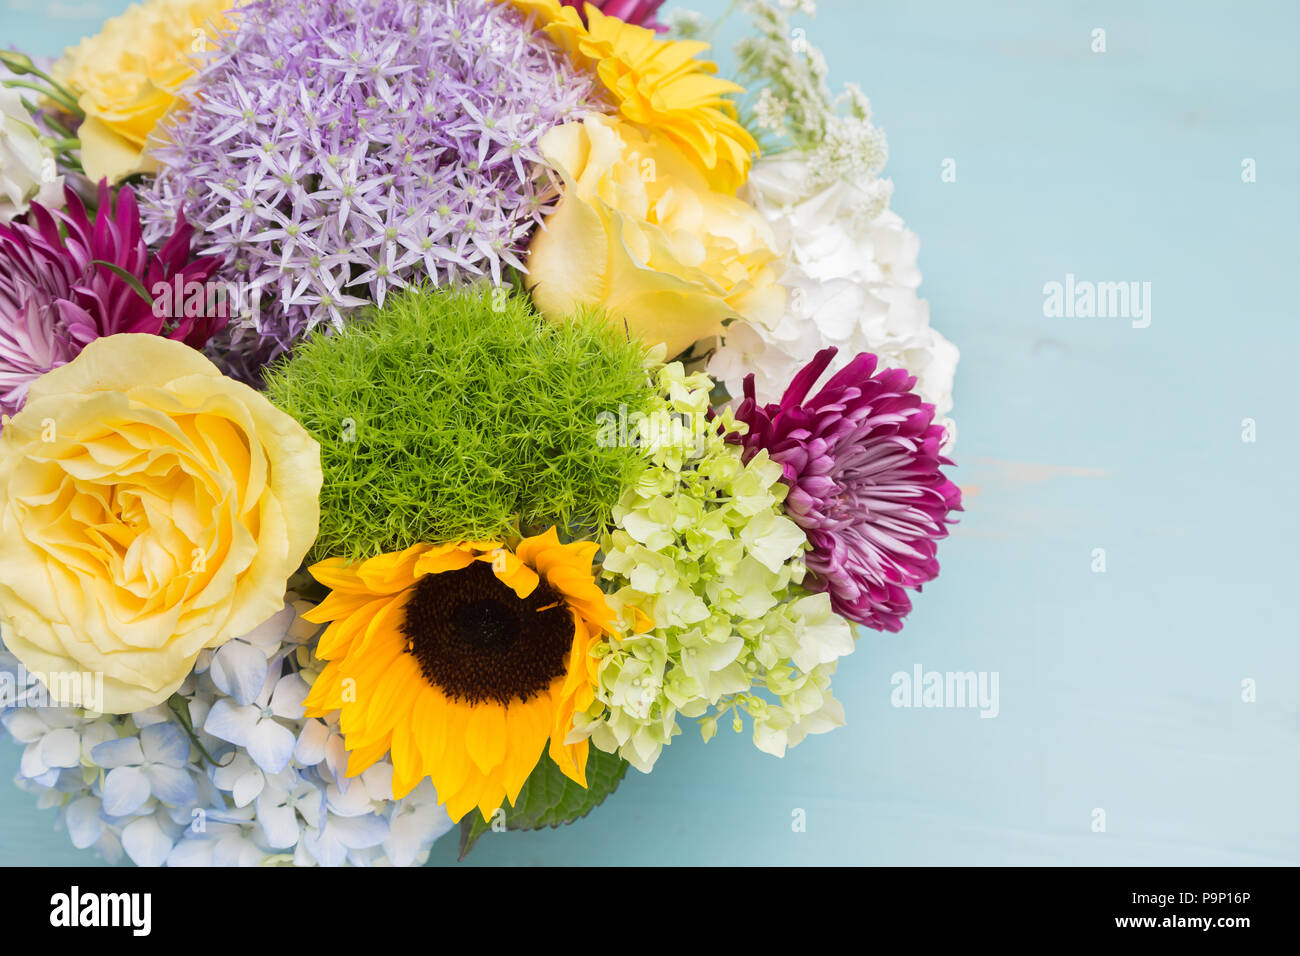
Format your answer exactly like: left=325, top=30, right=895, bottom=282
left=458, top=808, right=495, bottom=860
left=457, top=746, right=629, bottom=860
left=90, top=260, right=155, bottom=308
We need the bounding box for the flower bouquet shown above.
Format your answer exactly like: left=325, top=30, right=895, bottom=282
left=0, top=0, right=960, bottom=866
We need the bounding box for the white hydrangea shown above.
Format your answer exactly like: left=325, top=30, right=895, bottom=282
left=0, top=594, right=455, bottom=867
left=0, top=86, right=63, bottom=223
left=710, top=152, right=959, bottom=448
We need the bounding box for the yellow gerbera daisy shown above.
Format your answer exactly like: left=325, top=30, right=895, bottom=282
left=501, top=0, right=758, bottom=193
left=301, top=529, right=617, bottom=823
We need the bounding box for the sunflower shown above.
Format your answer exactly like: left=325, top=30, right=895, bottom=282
left=301, top=529, right=618, bottom=822
left=502, top=0, right=758, bottom=193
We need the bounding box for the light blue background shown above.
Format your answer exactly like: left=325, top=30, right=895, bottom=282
left=2, top=0, right=1297, bottom=865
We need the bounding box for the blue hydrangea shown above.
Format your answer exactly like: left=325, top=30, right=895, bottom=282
left=0, top=596, right=455, bottom=866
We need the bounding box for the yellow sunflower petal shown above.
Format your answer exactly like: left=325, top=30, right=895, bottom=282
left=345, top=734, right=392, bottom=778
left=355, top=543, right=432, bottom=594
left=465, top=700, right=508, bottom=775
left=389, top=719, right=424, bottom=800
left=502, top=697, right=551, bottom=804
left=412, top=542, right=482, bottom=577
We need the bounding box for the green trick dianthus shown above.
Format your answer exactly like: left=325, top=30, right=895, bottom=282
left=265, top=286, right=655, bottom=561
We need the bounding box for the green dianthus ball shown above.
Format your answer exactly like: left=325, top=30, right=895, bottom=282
left=266, top=286, right=655, bottom=561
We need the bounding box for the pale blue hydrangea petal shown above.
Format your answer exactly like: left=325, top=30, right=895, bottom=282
left=269, top=673, right=308, bottom=721
left=332, top=813, right=390, bottom=849
left=300, top=827, right=346, bottom=868
left=246, top=718, right=295, bottom=774
left=52, top=767, right=88, bottom=793
left=212, top=835, right=264, bottom=867
left=325, top=779, right=375, bottom=817
left=144, top=764, right=199, bottom=807
left=38, top=727, right=81, bottom=769
left=3, top=709, right=47, bottom=743
left=240, top=606, right=295, bottom=648
left=360, top=763, right=393, bottom=802
left=102, top=766, right=153, bottom=817
left=204, top=699, right=259, bottom=747
left=93, top=829, right=124, bottom=865
left=293, top=718, right=329, bottom=766
left=140, top=722, right=190, bottom=767
left=230, top=770, right=265, bottom=809
left=130, top=705, right=172, bottom=729
left=165, top=838, right=212, bottom=867
left=78, top=721, right=118, bottom=762
left=295, top=788, right=327, bottom=833
left=209, top=640, right=270, bottom=706
left=19, top=741, right=50, bottom=779
left=91, top=735, right=146, bottom=769
left=256, top=792, right=300, bottom=849
left=121, top=815, right=175, bottom=868
left=26, top=764, right=61, bottom=788
left=211, top=751, right=256, bottom=791
left=65, top=796, right=105, bottom=849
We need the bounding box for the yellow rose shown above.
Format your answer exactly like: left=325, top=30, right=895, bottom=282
left=527, top=114, right=784, bottom=358
left=52, top=0, right=236, bottom=184
left=0, top=335, right=322, bottom=713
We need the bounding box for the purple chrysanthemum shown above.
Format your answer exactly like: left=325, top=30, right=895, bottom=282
left=0, top=182, right=222, bottom=417
left=732, top=347, right=962, bottom=632
left=562, top=0, right=668, bottom=31
left=141, top=0, right=604, bottom=370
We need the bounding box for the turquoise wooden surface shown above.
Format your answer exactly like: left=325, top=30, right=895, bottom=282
left=1, top=0, right=1297, bottom=865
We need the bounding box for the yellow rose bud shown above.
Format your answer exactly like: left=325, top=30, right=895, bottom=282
left=0, top=335, right=322, bottom=713
left=52, top=0, right=237, bottom=184
left=526, top=113, right=784, bottom=359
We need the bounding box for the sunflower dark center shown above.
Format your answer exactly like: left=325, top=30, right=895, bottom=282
left=401, top=561, right=573, bottom=705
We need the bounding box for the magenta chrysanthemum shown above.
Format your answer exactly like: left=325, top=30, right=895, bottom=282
left=140, top=0, right=603, bottom=369
left=731, top=347, right=962, bottom=632
left=0, top=182, right=222, bottom=417
left=561, top=0, right=668, bottom=30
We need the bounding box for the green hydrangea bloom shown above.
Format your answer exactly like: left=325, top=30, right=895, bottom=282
left=580, top=362, right=856, bottom=772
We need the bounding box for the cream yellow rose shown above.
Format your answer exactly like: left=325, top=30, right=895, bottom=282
left=0, top=335, right=322, bottom=713
left=53, top=0, right=237, bottom=184
left=526, top=113, right=784, bottom=358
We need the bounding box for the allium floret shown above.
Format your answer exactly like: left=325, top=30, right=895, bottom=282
left=141, top=0, right=604, bottom=364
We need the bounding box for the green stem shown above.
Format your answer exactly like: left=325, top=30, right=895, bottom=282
left=166, top=693, right=227, bottom=768
left=0, top=53, right=84, bottom=115
left=1, top=78, right=83, bottom=117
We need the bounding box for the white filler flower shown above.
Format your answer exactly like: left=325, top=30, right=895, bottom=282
left=711, top=152, right=959, bottom=448
left=0, top=86, right=63, bottom=223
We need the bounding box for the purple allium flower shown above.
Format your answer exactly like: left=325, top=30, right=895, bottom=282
left=0, top=182, right=222, bottom=417
left=141, top=0, right=604, bottom=372
left=732, top=347, right=962, bottom=632
left=561, top=0, right=668, bottom=31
